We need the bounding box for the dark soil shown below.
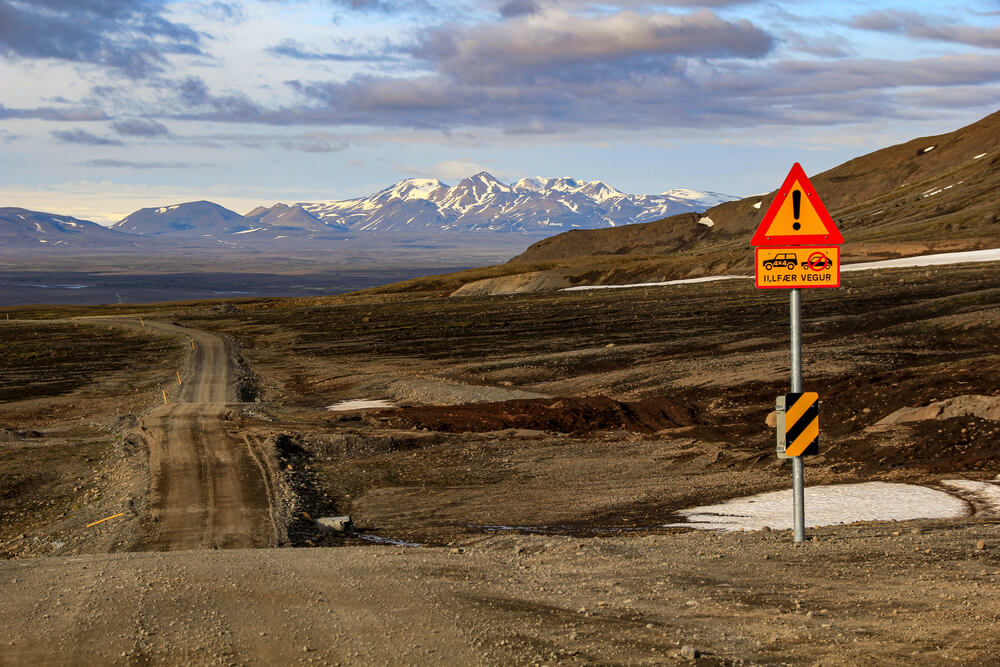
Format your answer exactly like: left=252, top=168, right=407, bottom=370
left=0, top=321, right=176, bottom=402
left=375, top=395, right=695, bottom=434
left=0, top=320, right=184, bottom=554
left=0, top=430, right=110, bottom=546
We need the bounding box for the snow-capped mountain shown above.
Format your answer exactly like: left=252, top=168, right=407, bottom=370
left=243, top=203, right=328, bottom=232
left=112, top=201, right=254, bottom=236
left=86, top=173, right=735, bottom=249
left=0, top=208, right=136, bottom=248
left=660, top=188, right=735, bottom=208
left=296, top=172, right=735, bottom=235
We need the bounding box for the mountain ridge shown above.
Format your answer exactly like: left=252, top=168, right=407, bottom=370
left=1, top=174, right=734, bottom=250
left=296, top=172, right=733, bottom=235
left=0, top=208, right=139, bottom=249
left=112, top=200, right=252, bottom=237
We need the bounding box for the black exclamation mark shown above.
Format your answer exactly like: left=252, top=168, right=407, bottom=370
left=792, top=190, right=802, bottom=230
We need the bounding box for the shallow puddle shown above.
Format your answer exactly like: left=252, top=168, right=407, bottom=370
left=356, top=534, right=423, bottom=547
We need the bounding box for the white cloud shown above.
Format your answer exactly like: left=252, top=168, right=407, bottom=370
left=393, top=159, right=508, bottom=181
left=414, top=8, right=774, bottom=83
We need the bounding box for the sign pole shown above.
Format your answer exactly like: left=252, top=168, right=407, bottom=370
left=753, top=163, right=841, bottom=543
left=790, top=288, right=806, bottom=542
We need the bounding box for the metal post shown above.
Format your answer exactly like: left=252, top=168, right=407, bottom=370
left=790, top=288, right=806, bottom=542
left=790, top=289, right=802, bottom=393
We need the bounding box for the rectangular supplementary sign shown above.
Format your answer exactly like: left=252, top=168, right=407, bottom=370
left=784, top=392, right=819, bottom=457
left=755, top=246, right=840, bottom=289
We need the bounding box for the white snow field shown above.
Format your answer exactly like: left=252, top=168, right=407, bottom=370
left=665, top=482, right=970, bottom=532
left=840, top=247, right=1000, bottom=272
left=563, top=248, right=1000, bottom=292
left=562, top=275, right=746, bottom=291
left=327, top=399, right=396, bottom=411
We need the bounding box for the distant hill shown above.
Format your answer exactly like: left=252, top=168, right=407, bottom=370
left=112, top=201, right=252, bottom=237
left=0, top=208, right=137, bottom=249
left=243, top=203, right=329, bottom=232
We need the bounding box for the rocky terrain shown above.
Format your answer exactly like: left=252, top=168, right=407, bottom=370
left=2, top=259, right=999, bottom=664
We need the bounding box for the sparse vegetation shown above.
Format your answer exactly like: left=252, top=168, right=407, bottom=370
left=0, top=321, right=179, bottom=402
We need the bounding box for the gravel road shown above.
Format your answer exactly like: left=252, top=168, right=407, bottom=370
left=105, top=319, right=278, bottom=551
left=2, top=524, right=998, bottom=665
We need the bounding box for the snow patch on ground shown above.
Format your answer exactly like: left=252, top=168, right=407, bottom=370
left=923, top=145, right=936, bottom=153
left=327, top=399, right=396, bottom=411
left=842, top=248, right=1000, bottom=272
left=562, top=276, right=746, bottom=292
left=698, top=216, right=714, bottom=227
left=560, top=248, right=1000, bottom=294
left=665, top=482, right=967, bottom=532
left=973, top=152, right=987, bottom=159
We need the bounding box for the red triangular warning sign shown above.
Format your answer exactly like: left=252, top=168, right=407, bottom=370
left=751, top=163, right=844, bottom=246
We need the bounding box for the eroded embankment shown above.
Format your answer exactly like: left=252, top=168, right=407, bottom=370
left=372, top=395, right=695, bottom=434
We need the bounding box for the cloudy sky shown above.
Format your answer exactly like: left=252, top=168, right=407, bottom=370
left=1, top=0, right=998, bottom=224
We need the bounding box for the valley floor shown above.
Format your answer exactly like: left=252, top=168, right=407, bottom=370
left=2, top=261, right=1000, bottom=664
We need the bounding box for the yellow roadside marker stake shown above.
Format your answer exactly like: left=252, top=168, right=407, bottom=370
left=190, top=338, right=195, bottom=350
left=162, top=390, right=168, bottom=405
left=87, top=512, right=125, bottom=528
left=177, top=371, right=183, bottom=386
left=139, top=317, right=144, bottom=327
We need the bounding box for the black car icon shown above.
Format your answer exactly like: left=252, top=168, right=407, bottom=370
left=802, top=253, right=833, bottom=271
left=763, top=253, right=798, bottom=270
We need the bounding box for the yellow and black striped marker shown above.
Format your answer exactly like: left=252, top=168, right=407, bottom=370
left=780, top=392, right=819, bottom=457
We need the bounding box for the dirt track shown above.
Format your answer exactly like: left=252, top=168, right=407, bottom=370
left=111, top=320, right=277, bottom=551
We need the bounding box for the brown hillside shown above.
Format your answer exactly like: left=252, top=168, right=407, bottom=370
left=516, top=109, right=1000, bottom=265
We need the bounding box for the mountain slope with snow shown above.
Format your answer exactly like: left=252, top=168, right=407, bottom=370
left=300, top=172, right=736, bottom=235
left=112, top=201, right=252, bottom=237
left=243, top=203, right=328, bottom=232
left=0, top=175, right=735, bottom=251
left=0, top=208, right=137, bottom=249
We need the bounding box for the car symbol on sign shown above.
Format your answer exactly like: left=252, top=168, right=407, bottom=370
left=802, top=252, right=833, bottom=271
left=762, top=253, right=798, bottom=271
